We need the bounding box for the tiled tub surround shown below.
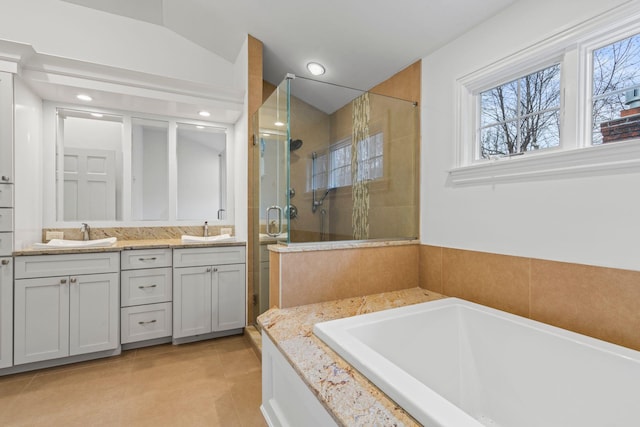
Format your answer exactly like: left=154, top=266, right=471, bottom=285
left=258, top=287, right=445, bottom=426
left=420, top=245, right=640, bottom=352
left=269, top=240, right=420, bottom=308
left=269, top=241, right=640, bottom=353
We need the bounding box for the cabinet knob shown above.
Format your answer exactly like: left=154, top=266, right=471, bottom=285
left=213, top=267, right=218, bottom=272
left=206, top=267, right=212, bottom=272
left=0, top=259, right=9, bottom=266
left=60, top=279, right=67, bottom=284
left=70, top=277, right=77, bottom=283
left=1, top=176, right=9, bottom=182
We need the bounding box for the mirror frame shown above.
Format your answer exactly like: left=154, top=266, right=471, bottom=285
left=42, top=101, right=235, bottom=228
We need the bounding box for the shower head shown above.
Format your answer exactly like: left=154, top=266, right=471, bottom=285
left=289, top=139, right=303, bottom=151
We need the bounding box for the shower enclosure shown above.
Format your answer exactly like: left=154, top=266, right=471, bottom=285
left=252, top=75, right=419, bottom=321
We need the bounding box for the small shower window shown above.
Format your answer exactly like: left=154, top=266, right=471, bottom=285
left=327, top=133, right=384, bottom=189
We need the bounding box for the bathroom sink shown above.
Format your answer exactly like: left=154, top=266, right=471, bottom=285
left=32, top=237, right=118, bottom=249
left=181, top=234, right=235, bottom=243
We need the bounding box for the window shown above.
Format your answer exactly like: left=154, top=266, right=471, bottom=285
left=327, top=133, right=384, bottom=189
left=308, top=133, right=384, bottom=191
left=479, top=64, right=561, bottom=159
left=592, top=32, right=640, bottom=145
left=451, top=6, right=640, bottom=185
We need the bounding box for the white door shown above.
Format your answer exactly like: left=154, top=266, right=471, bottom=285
left=69, top=273, right=119, bottom=356
left=0, top=72, right=13, bottom=183
left=14, top=277, right=70, bottom=365
left=213, top=263, right=246, bottom=331
left=0, top=257, right=12, bottom=368
left=63, top=147, right=116, bottom=221
left=173, top=266, right=212, bottom=338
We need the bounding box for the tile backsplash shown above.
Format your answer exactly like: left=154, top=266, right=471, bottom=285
left=42, top=225, right=235, bottom=242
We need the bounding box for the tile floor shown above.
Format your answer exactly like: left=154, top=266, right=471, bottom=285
left=0, top=335, right=267, bottom=427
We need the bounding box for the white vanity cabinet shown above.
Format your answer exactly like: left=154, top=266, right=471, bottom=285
left=0, top=257, right=12, bottom=369
left=173, top=246, right=246, bottom=340
left=0, top=71, right=13, bottom=257
left=0, top=71, right=13, bottom=183
left=120, top=248, right=172, bottom=345
left=13, top=252, right=119, bottom=365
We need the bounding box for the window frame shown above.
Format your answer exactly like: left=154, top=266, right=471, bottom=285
left=450, top=4, right=640, bottom=186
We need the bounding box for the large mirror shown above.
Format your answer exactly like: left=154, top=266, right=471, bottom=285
left=53, top=106, right=230, bottom=225
left=177, top=123, right=227, bottom=220
left=57, top=108, right=124, bottom=221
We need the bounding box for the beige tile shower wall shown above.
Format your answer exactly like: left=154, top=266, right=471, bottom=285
left=276, top=244, right=419, bottom=308
left=288, top=93, right=331, bottom=242
left=419, top=245, right=640, bottom=351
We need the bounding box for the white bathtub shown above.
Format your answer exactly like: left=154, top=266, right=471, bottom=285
left=313, top=297, right=640, bottom=427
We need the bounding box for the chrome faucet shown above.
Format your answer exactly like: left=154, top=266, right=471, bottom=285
left=204, top=221, right=209, bottom=237
left=80, top=223, right=90, bottom=241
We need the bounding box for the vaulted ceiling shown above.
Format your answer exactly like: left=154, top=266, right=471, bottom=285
left=62, top=0, right=518, bottom=93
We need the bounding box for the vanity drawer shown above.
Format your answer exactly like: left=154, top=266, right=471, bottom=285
left=121, top=302, right=172, bottom=344
left=121, top=248, right=172, bottom=270
left=121, top=267, right=172, bottom=307
left=173, top=245, right=245, bottom=268
left=14, top=252, right=120, bottom=279
left=0, top=208, right=12, bottom=231
left=0, top=232, right=12, bottom=256
left=0, top=184, right=12, bottom=207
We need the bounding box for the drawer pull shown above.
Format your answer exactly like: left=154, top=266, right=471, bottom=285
left=138, top=319, right=157, bottom=325
left=138, top=284, right=157, bottom=289
left=138, top=257, right=157, bottom=261
left=1, top=259, right=9, bottom=265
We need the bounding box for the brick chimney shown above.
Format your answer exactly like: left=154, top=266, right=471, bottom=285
left=600, top=88, right=640, bottom=143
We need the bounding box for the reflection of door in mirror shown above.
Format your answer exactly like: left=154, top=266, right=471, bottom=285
left=176, top=124, right=226, bottom=220
left=63, top=147, right=116, bottom=221
left=57, top=109, right=123, bottom=221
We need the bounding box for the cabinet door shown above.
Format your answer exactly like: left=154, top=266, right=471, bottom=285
left=14, top=276, right=70, bottom=365
left=0, top=72, right=13, bottom=183
left=213, top=263, right=246, bottom=331
left=69, top=273, right=119, bottom=356
left=173, top=266, right=212, bottom=338
left=0, top=257, right=12, bottom=368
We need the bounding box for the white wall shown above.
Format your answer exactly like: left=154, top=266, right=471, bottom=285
left=421, top=0, right=640, bottom=271
left=13, top=77, right=42, bottom=249
left=0, top=0, right=234, bottom=88
left=233, top=37, right=249, bottom=241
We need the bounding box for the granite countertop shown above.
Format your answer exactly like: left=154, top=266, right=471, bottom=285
left=257, top=287, right=446, bottom=426
left=13, top=239, right=246, bottom=256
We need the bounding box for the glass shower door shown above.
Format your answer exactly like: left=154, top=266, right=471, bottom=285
left=255, top=81, right=289, bottom=319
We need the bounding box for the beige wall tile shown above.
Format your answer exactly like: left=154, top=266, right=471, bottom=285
left=358, top=245, right=419, bottom=295
left=419, top=245, right=443, bottom=293
left=280, top=249, right=361, bottom=307
left=531, top=259, right=640, bottom=351
left=442, top=248, right=530, bottom=317
left=269, top=250, right=280, bottom=308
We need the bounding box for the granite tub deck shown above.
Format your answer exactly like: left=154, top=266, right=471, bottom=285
left=258, top=287, right=446, bottom=426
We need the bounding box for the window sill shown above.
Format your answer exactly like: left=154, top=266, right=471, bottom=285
left=449, top=139, right=640, bottom=186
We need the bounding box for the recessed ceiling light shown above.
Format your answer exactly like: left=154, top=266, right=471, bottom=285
left=77, top=94, right=92, bottom=101
left=307, top=62, right=326, bottom=76
left=90, top=113, right=103, bottom=118
left=198, top=110, right=211, bottom=117
left=274, top=121, right=284, bottom=127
